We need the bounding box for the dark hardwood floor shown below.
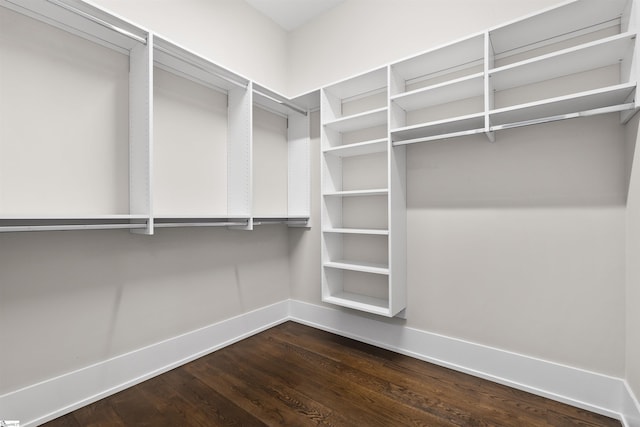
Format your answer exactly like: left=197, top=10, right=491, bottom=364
left=43, top=321, right=621, bottom=426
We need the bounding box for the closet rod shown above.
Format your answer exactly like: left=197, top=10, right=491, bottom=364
left=154, top=45, right=248, bottom=90
left=253, top=220, right=309, bottom=226
left=153, top=221, right=248, bottom=228
left=0, top=223, right=147, bottom=232
left=391, top=103, right=637, bottom=147
left=46, top=0, right=147, bottom=44
left=254, top=90, right=308, bottom=116
left=489, top=103, right=636, bottom=132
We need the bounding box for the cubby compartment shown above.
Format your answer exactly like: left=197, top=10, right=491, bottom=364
left=322, top=67, right=387, bottom=121
left=0, top=1, right=151, bottom=232
left=323, top=151, right=387, bottom=194
left=323, top=195, right=389, bottom=232
left=323, top=232, right=389, bottom=269
left=389, top=34, right=486, bottom=144
left=323, top=267, right=391, bottom=316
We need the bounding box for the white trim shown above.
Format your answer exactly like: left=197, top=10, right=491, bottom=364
left=2, top=299, right=639, bottom=427
left=622, top=381, right=640, bottom=427
left=0, top=300, right=289, bottom=427
left=289, top=300, right=639, bottom=426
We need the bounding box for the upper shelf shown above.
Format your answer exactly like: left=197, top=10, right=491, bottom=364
left=391, top=72, right=484, bottom=111
left=253, top=83, right=308, bottom=117
left=489, top=0, right=631, bottom=56
left=323, top=107, right=388, bottom=132
left=490, top=32, right=636, bottom=92
left=490, top=83, right=636, bottom=127
left=154, top=36, right=249, bottom=92
left=323, top=138, right=388, bottom=157
left=323, top=67, right=387, bottom=101
left=391, top=33, right=485, bottom=95
left=391, top=112, right=485, bottom=142
left=0, top=0, right=148, bottom=53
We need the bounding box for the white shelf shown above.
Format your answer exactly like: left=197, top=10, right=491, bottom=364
left=323, top=138, right=388, bottom=157
left=323, top=228, right=389, bottom=235
left=391, top=72, right=484, bottom=111
left=391, top=112, right=485, bottom=142
left=490, top=83, right=637, bottom=126
left=324, top=260, right=389, bottom=275
left=0, top=0, right=147, bottom=54
left=323, top=292, right=390, bottom=316
left=323, top=67, right=388, bottom=100
left=153, top=214, right=248, bottom=219
left=490, top=32, right=636, bottom=92
left=154, top=36, right=248, bottom=92
left=489, top=0, right=629, bottom=56
left=253, top=83, right=308, bottom=117
left=391, top=33, right=485, bottom=87
left=323, top=107, right=388, bottom=133
left=323, top=189, right=389, bottom=197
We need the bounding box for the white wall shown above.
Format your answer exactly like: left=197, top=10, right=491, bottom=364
left=289, top=0, right=628, bottom=377
left=92, top=0, right=289, bottom=94
left=405, top=115, right=626, bottom=375
left=287, top=0, right=563, bottom=96
left=0, top=0, right=634, bottom=411
left=0, top=1, right=291, bottom=396
left=0, top=227, right=290, bottom=394
left=626, top=113, right=640, bottom=401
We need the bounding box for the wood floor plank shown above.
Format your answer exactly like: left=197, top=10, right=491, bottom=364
left=272, top=324, right=615, bottom=426
left=188, top=352, right=348, bottom=426
left=43, top=321, right=622, bottom=427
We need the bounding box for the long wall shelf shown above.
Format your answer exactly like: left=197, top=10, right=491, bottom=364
left=0, top=0, right=311, bottom=233
left=383, top=0, right=639, bottom=147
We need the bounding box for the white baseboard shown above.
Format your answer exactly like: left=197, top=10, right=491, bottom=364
left=289, top=300, right=640, bottom=426
left=0, top=300, right=290, bottom=427
left=622, top=381, right=640, bottom=427
left=2, top=298, right=639, bottom=427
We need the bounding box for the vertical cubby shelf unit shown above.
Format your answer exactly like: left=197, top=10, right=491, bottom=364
left=0, top=0, right=311, bottom=233
left=320, top=0, right=639, bottom=317
left=321, top=67, right=407, bottom=317
left=389, top=0, right=639, bottom=147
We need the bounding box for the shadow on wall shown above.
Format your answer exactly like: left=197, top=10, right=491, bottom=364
left=406, top=113, right=627, bottom=209
left=0, top=225, right=291, bottom=393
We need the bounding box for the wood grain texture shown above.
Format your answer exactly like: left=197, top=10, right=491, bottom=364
left=43, top=321, right=621, bottom=426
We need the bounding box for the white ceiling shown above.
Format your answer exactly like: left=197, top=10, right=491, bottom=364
left=245, top=0, right=345, bottom=31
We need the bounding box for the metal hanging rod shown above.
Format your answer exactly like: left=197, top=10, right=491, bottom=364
left=46, top=0, right=147, bottom=44
left=153, top=221, right=248, bottom=228
left=154, top=45, right=248, bottom=90
left=0, top=223, right=147, bottom=233
left=489, top=103, right=636, bottom=132
left=254, top=90, right=308, bottom=116
left=253, top=219, right=309, bottom=226
left=392, top=103, right=637, bottom=147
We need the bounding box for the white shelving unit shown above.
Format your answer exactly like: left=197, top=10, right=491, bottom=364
left=389, top=33, right=487, bottom=144
left=0, top=0, right=311, bottom=234
left=321, top=67, right=407, bottom=317
left=320, top=0, right=639, bottom=317
left=0, top=0, right=152, bottom=233
left=386, top=0, right=638, bottom=147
